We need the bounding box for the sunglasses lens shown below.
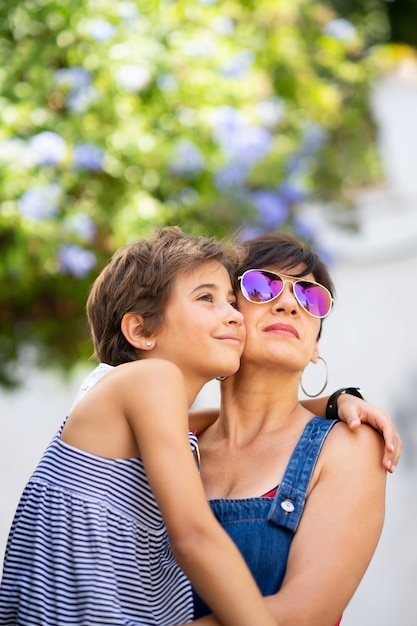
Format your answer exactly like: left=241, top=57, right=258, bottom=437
left=293, top=282, right=332, bottom=318
left=241, top=271, right=284, bottom=303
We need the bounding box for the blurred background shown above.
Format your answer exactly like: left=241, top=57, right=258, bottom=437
left=1, top=0, right=417, bottom=623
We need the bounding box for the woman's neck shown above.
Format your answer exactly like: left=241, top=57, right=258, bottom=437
left=214, top=367, right=309, bottom=447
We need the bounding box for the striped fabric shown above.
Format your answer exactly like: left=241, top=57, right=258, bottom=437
left=0, top=423, right=197, bottom=625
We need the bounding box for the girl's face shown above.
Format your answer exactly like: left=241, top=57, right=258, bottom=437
left=151, top=261, right=245, bottom=382
left=237, top=265, right=321, bottom=373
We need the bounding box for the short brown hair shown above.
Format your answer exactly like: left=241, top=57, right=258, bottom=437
left=86, top=226, right=240, bottom=365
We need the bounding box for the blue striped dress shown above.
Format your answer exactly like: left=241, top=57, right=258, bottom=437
left=0, top=421, right=197, bottom=625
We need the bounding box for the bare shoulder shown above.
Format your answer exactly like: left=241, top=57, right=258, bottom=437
left=108, top=359, right=184, bottom=388
left=322, top=420, right=386, bottom=473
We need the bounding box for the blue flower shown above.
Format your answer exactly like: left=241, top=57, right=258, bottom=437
left=62, top=213, right=97, bottom=241
left=58, top=245, right=97, bottom=278
left=226, top=126, right=272, bottom=167
left=84, top=19, right=116, bottom=42
left=278, top=181, right=307, bottom=205
left=212, top=106, right=245, bottom=145
left=323, top=18, right=356, bottom=42
left=157, top=73, right=178, bottom=92
left=250, top=189, right=289, bottom=228
left=18, top=183, right=62, bottom=221
left=67, top=86, right=98, bottom=113
left=29, top=131, right=67, bottom=166
left=212, top=108, right=272, bottom=166
left=221, top=49, right=255, bottom=78
left=72, top=144, right=104, bottom=172
left=214, top=163, right=248, bottom=191
left=54, top=67, right=92, bottom=91
left=255, top=98, right=286, bottom=128
left=169, top=140, right=205, bottom=178
left=238, top=225, right=265, bottom=242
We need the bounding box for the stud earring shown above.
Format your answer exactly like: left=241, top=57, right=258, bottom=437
left=145, top=341, right=153, bottom=348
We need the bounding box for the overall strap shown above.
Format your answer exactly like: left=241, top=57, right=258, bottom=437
left=267, top=417, right=338, bottom=533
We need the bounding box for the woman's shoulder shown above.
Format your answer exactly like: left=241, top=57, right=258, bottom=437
left=324, top=419, right=386, bottom=469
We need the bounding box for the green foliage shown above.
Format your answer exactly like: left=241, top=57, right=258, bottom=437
left=0, top=0, right=391, bottom=386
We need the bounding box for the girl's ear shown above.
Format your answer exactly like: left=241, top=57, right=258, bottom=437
left=121, top=313, right=155, bottom=351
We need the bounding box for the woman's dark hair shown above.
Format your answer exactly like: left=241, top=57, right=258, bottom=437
left=238, top=232, right=335, bottom=297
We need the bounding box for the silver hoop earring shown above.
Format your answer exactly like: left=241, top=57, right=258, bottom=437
left=216, top=376, right=227, bottom=381
left=300, top=356, right=328, bottom=398
left=145, top=341, right=153, bottom=348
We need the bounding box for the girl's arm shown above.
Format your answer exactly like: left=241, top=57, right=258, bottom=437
left=122, top=360, right=276, bottom=626
left=190, top=395, right=402, bottom=472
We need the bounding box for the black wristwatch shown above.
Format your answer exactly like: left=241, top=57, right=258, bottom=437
left=325, top=387, right=364, bottom=420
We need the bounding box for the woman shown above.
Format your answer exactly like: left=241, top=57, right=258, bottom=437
left=192, top=231, right=388, bottom=626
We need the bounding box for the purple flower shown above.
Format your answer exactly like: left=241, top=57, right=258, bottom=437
left=54, top=67, right=92, bottom=91
left=215, top=163, right=248, bottom=190
left=211, top=106, right=245, bottom=145
left=301, top=124, right=328, bottom=156
left=255, top=98, right=286, bottom=128
left=323, top=18, right=356, bottom=42
left=237, top=225, right=265, bottom=242
left=58, top=245, right=97, bottom=278
left=84, top=19, right=116, bottom=42
left=226, top=126, right=272, bottom=167
left=157, top=74, right=178, bottom=92
left=72, top=144, right=104, bottom=172
left=62, top=213, right=97, bottom=241
left=278, top=181, right=307, bottom=205
left=221, top=49, right=255, bottom=78
left=18, top=183, right=62, bottom=221
left=67, top=86, right=98, bottom=113
left=29, top=131, right=66, bottom=166
left=250, top=190, right=289, bottom=228
left=169, top=140, right=205, bottom=178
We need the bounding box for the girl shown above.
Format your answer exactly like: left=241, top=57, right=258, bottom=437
left=0, top=227, right=277, bottom=626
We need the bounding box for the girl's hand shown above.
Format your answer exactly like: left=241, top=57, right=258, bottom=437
left=337, top=394, right=402, bottom=473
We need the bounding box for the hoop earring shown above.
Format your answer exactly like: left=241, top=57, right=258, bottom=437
left=216, top=376, right=227, bottom=381
left=300, top=356, right=328, bottom=398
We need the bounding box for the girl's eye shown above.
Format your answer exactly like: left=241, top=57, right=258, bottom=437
left=198, top=293, right=213, bottom=302
left=229, top=300, right=239, bottom=310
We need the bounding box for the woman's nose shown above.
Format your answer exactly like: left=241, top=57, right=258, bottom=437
left=272, top=282, right=298, bottom=312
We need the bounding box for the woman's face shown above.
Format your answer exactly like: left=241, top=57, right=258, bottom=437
left=237, top=265, right=322, bottom=372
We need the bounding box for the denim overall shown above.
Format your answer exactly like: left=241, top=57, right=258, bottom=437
left=193, top=416, right=338, bottom=617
